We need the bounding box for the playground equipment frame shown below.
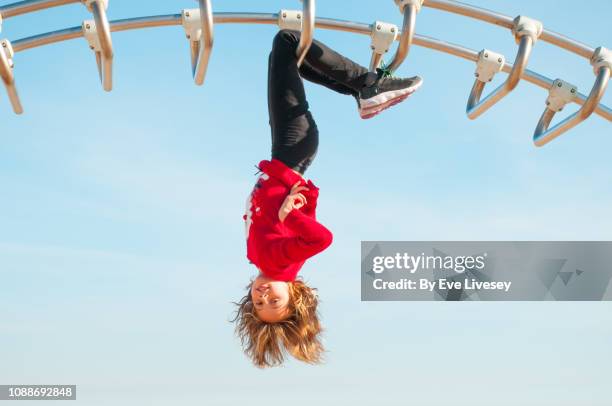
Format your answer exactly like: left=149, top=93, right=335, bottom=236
left=0, top=0, right=610, bottom=146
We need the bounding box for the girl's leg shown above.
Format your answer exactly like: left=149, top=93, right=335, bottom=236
left=267, top=31, right=318, bottom=175
left=268, top=30, right=376, bottom=175
left=291, top=31, right=379, bottom=94
left=287, top=29, right=423, bottom=120
left=298, top=63, right=358, bottom=97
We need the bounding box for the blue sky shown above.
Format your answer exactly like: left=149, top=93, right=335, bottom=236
left=1, top=0, right=611, bottom=405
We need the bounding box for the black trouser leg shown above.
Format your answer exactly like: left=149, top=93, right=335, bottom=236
left=298, top=63, right=358, bottom=97
left=268, top=30, right=375, bottom=174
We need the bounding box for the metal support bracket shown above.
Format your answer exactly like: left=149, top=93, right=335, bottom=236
left=394, top=0, right=424, bottom=13
left=0, top=38, right=23, bottom=114
left=369, top=21, right=398, bottom=71
left=466, top=15, right=542, bottom=120
left=81, top=0, right=113, bottom=91
left=181, top=0, right=213, bottom=86
left=295, top=0, right=315, bottom=67
left=474, top=49, right=505, bottom=83
left=545, top=79, right=577, bottom=113
left=591, top=46, right=612, bottom=75
left=387, top=0, right=423, bottom=73
left=511, top=15, right=543, bottom=45
left=533, top=46, right=611, bottom=146
left=278, top=9, right=302, bottom=31
left=182, top=9, right=202, bottom=42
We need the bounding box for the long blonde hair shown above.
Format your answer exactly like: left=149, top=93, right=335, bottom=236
left=232, top=279, right=324, bottom=368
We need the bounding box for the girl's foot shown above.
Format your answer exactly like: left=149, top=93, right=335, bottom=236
left=357, top=70, right=423, bottom=119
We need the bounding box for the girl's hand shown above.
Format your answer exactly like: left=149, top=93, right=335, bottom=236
left=278, top=181, right=310, bottom=222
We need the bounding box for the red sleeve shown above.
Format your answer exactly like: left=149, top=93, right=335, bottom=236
left=269, top=209, right=333, bottom=265
left=300, top=181, right=319, bottom=218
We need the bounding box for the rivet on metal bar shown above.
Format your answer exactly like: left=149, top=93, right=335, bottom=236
left=466, top=15, right=542, bottom=120
left=81, top=0, right=113, bottom=91
left=278, top=9, right=302, bottom=31
left=0, top=38, right=23, bottom=114
left=295, top=0, right=315, bottom=67
left=369, top=21, right=398, bottom=71
left=388, top=0, right=424, bottom=73
left=534, top=47, right=611, bottom=146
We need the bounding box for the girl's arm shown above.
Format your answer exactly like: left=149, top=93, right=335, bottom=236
left=270, top=209, right=333, bottom=264
left=270, top=181, right=332, bottom=264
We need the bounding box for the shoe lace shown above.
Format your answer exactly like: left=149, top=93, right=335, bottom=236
left=376, top=60, right=397, bottom=79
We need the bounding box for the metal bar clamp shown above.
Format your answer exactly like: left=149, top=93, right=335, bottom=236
left=474, top=49, right=505, bottom=82
left=81, top=0, right=113, bottom=91
left=387, top=0, right=424, bottom=73
left=0, top=38, right=23, bottom=114
left=369, top=21, right=398, bottom=71
left=278, top=9, right=303, bottom=31
left=533, top=46, right=611, bottom=146
left=466, top=15, right=542, bottom=119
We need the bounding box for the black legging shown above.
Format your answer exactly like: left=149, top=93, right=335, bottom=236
left=268, top=30, right=377, bottom=174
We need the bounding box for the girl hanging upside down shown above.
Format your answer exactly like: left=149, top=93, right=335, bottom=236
left=233, top=29, right=422, bottom=368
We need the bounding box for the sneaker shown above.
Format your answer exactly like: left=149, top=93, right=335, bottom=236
left=358, top=63, right=423, bottom=119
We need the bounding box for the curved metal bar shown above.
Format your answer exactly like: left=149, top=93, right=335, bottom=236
left=12, top=25, right=82, bottom=51
left=534, top=67, right=610, bottom=146
left=0, top=0, right=601, bottom=62
left=193, top=0, right=213, bottom=86
left=0, top=0, right=78, bottom=19
left=189, top=39, right=198, bottom=76
left=387, top=3, right=417, bottom=73
left=0, top=40, right=23, bottom=113
left=6, top=13, right=612, bottom=123
left=296, top=0, right=315, bottom=67
left=90, top=0, right=113, bottom=91
left=423, top=0, right=595, bottom=59
left=424, top=0, right=515, bottom=28
left=466, top=35, right=533, bottom=119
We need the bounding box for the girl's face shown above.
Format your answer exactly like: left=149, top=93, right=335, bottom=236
left=251, top=273, right=291, bottom=323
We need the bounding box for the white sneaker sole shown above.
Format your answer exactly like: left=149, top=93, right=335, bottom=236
left=359, top=77, right=423, bottom=119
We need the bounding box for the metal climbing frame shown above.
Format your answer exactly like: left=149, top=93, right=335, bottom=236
left=0, top=0, right=610, bottom=147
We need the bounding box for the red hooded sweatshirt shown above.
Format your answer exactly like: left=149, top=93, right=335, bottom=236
left=243, top=158, right=333, bottom=282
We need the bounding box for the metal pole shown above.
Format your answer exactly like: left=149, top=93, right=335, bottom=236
left=90, top=0, right=113, bottom=91
left=0, top=0, right=78, bottom=19
left=193, top=0, right=214, bottom=86
left=6, top=13, right=612, bottom=122
left=466, top=35, right=533, bottom=119
left=0, top=0, right=599, bottom=62
left=533, top=67, right=610, bottom=146
left=423, top=0, right=595, bottom=59
left=370, top=53, right=382, bottom=73
left=296, top=0, right=315, bottom=67
left=387, top=3, right=417, bottom=72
